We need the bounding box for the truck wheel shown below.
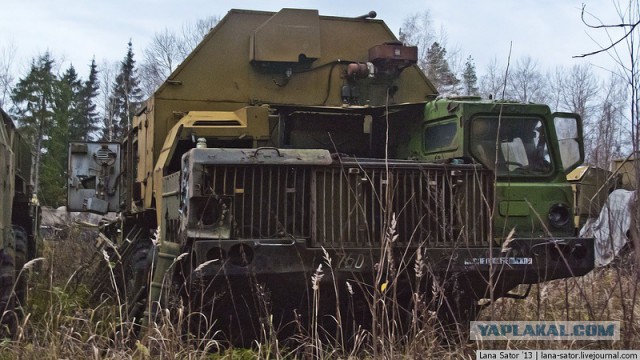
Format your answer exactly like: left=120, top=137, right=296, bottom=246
left=437, top=295, right=479, bottom=342
left=12, top=226, right=28, bottom=308
left=436, top=276, right=480, bottom=344
left=125, top=238, right=153, bottom=324
left=0, top=249, right=16, bottom=338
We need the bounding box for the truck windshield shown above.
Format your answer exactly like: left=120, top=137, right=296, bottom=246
left=470, top=116, right=553, bottom=176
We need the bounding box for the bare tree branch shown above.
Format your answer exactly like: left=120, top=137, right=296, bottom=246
left=139, top=16, right=220, bottom=97
left=574, top=4, right=640, bottom=58
left=0, top=41, right=17, bottom=108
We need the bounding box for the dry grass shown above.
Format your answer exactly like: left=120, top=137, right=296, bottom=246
left=477, top=262, right=640, bottom=351
left=0, top=226, right=637, bottom=359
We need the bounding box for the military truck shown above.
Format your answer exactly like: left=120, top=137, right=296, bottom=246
left=67, top=9, right=594, bottom=343
left=0, top=107, right=39, bottom=336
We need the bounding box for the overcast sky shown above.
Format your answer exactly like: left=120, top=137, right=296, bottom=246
left=0, top=0, right=627, bottom=79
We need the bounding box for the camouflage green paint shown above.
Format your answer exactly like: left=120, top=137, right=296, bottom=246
left=404, top=98, right=582, bottom=241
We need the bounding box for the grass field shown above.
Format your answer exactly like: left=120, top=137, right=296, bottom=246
left=1, top=227, right=637, bottom=359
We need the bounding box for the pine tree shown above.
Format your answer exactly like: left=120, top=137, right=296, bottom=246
left=101, top=96, right=116, bottom=141
left=462, top=56, right=479, bottom=96
left=10, top=53, right=58, bottom=198
left=72, top=59, right=100, bottom=141
left=39, top=64, right=82, bottom=206
left=425, top=42, right=459, bottom=93
left=110, top=41, right=142, bottom=140
left=57, top=65, right=82, bottom=133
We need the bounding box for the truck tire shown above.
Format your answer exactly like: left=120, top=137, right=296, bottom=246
left=0, top=249, right=16, bottom=338
left=125, top=238, right=153, bottom=324
left=436, top=275, right=481, bottom=344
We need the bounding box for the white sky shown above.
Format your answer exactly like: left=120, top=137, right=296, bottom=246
left=0, top=0, right=626, bottom=79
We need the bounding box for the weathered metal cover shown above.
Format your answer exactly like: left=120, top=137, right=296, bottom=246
left=566, top=165, right=590, bottom=182
left=176, top=107, right=270, bottom=139
left=368, top=43, right=418, bottom=66
left=188, top=147, right=332, bottom=165
left=251, top=8, right=321, bottom=63
left=154, top=8, right=435, bottom=111
left=68, top=142, right=121, bottom=214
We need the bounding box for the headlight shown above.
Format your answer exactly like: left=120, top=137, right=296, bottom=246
left=548, top=203, right=571, bottom=228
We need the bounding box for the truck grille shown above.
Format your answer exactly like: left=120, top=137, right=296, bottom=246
left=199, top=161, right=492, bottom=248
left=312, top=161, right=491, bottom=247
left=201, top=166, right=312, bottom=239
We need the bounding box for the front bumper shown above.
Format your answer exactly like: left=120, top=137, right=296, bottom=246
left=186, top=236, right=594, bottom=297
left=176, top=236, right=593, bottom=344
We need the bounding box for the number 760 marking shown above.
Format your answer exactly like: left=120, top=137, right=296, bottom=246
left=337, top=253, right=365, bottom=269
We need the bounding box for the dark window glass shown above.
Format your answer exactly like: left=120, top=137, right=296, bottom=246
left=470, top=116, right=552, bottom=176
left=424, top=122, right=457, bottom=152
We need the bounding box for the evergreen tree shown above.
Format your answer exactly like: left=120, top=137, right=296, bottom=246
left=462, top=56, right=479, bottom=96
left=110, top=41, right=142, bottom=140
left=39, top=64, right=82, bottom=206
left=425, top=42, right=459, bottom=93
left=57, top=65, right=82, bottom=131
left=11, top=56, right=97, bottom=206
left=72, top=59, right=100, bottom=141
left=100, top=96, right=116, bottom=141
left=10, top=53, right=57, bottom=198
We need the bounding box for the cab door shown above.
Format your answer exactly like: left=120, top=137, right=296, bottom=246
left=552, top=112, right=584, bottom=173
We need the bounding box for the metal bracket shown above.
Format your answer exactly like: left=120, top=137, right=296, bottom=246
left=252, top=147, right=283, bottom=158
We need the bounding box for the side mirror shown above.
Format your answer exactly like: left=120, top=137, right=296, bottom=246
left=552, top=113, right=584, bottom=173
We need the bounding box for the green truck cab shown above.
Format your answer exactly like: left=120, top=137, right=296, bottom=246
left=401, top=97, right=592, bottom=283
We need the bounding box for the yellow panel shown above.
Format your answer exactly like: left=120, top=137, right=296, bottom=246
left=566, top=165, right=589, bottom=181
left=251, top=9, right=321, bottom=62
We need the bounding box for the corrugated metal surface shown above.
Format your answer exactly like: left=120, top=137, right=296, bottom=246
left=200, top=166, right=311, bottom=239
left=197, top=161, right=492, bottom=248
left=311, top=162, right=492, bottom=247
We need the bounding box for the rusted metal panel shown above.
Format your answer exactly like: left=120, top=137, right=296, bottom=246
left=368, top=43, right=418, bottom=66
left=67, top=142, right=121, bottom=214
left=188, top=147, right=332, bottom=165
left=196, top=166, right=312, bottom=240
left=185, top=156, right=491, bottom=248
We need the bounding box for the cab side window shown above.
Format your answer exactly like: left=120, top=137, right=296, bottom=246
left=424, top=122, right=457, bottom=153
